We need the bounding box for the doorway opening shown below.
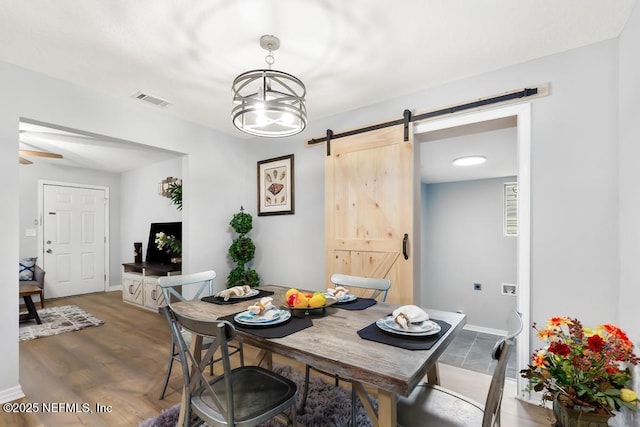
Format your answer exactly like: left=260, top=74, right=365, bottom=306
left=18, top=117, right=185, bottom=299
left=414, top=103, right=531, bottom=397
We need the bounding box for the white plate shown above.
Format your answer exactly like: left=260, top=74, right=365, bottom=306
left=383, top=317, right=436, bottom=333
left=234, top=309, right=290, bottom=326
left=325, top=293, right=357, bottom=303
left=376, top=316, right=441, bottom=336
left=227, top=289, right=260, bottom=299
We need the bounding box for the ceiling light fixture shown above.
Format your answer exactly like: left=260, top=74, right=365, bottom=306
left=453, top=155, right=487, bottom=166
left=232, top=35, right=307, bottom=138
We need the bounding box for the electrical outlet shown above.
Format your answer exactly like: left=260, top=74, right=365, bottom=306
left=473, top=283, right=482, bottom=291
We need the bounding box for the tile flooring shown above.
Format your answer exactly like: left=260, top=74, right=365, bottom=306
left=440, top=329, right=518, bottom=379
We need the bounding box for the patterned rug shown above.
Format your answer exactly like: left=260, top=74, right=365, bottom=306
left=139, top=365, right=377, bottom=427
left=19, top=304, right=104, bottom=342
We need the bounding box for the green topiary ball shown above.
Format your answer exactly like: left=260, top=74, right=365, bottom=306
left=229, top=211, right=253, bottom=235
left=229, top=236, right=255, bottom=263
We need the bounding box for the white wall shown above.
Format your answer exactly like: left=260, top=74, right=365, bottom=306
left=619, top=0, right=640, bottom=344
left=19, top=162, right=122, bottom=284
left=422, top=178, right=517, bottom=330
left=618, top=5, right=640, bottom=423
left=119, top=156, right=183, bottom=279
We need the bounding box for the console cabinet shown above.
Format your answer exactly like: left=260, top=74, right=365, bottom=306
left=122, top=262, right=181, bottom=312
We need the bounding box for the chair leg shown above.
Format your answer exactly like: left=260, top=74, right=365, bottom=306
left=290, top=398, right=298, bottom=427
left=351, top=385, right=357, bottom=426
left=238, top=342, right=245, bottom=366
left=298, top=365, right=312, bottom=414
left=39, top=290, right=44, bottom=309
left=159, top=342, right=177, bottom=400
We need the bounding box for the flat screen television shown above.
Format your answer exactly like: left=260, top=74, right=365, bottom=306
left=146, top=221, right=182, bottom=264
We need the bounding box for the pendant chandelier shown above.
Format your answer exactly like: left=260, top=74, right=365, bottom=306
left=232, top=35, right=307, bottom=137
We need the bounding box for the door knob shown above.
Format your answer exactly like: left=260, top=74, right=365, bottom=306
left=46, top=240, right=52, bottom=244
left=46, top=249, right=52, bottom=254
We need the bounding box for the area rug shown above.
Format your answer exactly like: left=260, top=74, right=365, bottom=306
left=139, top=365, right=377, bottom=427
left=19, top=304, right=104, bottom=342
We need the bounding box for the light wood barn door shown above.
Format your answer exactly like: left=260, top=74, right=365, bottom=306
left=325, top=124, right=415, bottom=304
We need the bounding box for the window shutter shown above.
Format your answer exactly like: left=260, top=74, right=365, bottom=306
left=504, top=182, right=518, bottom=236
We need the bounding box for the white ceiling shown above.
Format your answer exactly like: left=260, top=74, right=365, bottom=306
left=417, top=117, right=517, bottom=184
left=19, top=121, right=183, bottom=173
left=4, top=0, right=637, bottom=178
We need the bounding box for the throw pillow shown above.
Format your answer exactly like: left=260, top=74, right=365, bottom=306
left=19, top=257, right=37, bottom=281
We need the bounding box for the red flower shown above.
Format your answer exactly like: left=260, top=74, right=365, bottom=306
left=587, top=335, right=605, bottom=353
left=549, top=342, right=571, bottom=356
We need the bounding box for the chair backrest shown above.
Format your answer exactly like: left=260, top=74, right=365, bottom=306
left=157, top=270, right=216, bottom=305
left=163, top=305, right=238, bottom=423
left=330, top=273, right=392, bottom=302
left=482, top=310, right=523, bottom=427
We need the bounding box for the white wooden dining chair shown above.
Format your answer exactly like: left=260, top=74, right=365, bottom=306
left=330, top=273, right=391, bottom=302
left=299, top=273, right=392, bottom=426
left=397, top=310, right=523, bottom=427
left=157, top=270, right=244, bottom=400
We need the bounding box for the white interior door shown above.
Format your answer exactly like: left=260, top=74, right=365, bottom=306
left=42, top=184, right=106, bottom=298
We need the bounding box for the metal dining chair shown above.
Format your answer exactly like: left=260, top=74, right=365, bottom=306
left=164, top=305, right=298, bottom=427
left=397, top=310, right=524, bottom=427
left=157, top=270, right=244, bottom=400
left=299, top=273, right=392, bottom=425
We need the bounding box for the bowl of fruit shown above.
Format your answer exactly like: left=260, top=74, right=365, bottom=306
left=284, top=288, right=335, bottom=316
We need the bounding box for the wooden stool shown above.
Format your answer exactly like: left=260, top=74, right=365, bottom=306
left=19, top=284, right=42, bottom=325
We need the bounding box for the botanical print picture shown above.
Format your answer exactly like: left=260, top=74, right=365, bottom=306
left=257, top=154, right=294, bottom=216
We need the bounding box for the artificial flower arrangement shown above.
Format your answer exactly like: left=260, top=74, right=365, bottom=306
left=521, top=316, right=639, bottom=417
left=154, top=231, right=181, bottom=255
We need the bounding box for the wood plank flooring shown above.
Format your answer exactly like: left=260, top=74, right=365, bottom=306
left=3, top=291, right=552, bottom=426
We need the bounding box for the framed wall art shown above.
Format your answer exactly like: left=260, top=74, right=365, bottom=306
left=257, top=154, right=294, bottom=216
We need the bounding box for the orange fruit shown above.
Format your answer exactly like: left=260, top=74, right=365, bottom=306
left=293, top=293, right=310, bottom=308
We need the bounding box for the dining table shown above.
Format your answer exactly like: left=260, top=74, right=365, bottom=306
left=170, top=284, right=466, bottom=427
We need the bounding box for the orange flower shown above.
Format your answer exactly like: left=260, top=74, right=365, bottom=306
left=602, top=323, right=634, bottom=348
left=537, top=328, right=556, bottom=340
left=533, top=350, right=548, bottom=368
left=547, top=316, right=571, bottom=328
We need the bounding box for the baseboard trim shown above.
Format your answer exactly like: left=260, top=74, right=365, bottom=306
left=463, top=324, right=507, bottom=336
left=0, top=385, right=25, bottom=404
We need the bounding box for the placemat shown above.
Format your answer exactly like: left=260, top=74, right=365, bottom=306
left=357, top=319, right=451, bottom=350
left=201, top=289, right=275, bottom=305
left=332, top=298, right=377, bottom=310
left=218, top=312, right=313, bottom=339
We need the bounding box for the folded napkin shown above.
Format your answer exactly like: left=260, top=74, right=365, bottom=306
left=391, top=305, right=429, bottom=330
left=215, top=285, right=252, bottom=301
left=326, top=285, right=349, bottom=299
left=247, top=297, right=275, bottom=315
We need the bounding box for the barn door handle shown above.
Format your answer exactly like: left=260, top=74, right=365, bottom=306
left=402, top=233, right=409, bottom=260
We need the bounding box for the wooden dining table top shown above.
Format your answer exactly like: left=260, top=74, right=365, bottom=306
left=171, top=284, right=467, bottom=397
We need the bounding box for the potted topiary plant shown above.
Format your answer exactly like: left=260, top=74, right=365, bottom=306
left=227, top=206, right=260, bottom=288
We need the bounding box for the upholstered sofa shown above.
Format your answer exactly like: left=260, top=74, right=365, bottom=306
left=19, top=265, right=45, bottom=308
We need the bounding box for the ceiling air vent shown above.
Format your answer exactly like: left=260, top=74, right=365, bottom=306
left=131, top=91, right=171, bottom=108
